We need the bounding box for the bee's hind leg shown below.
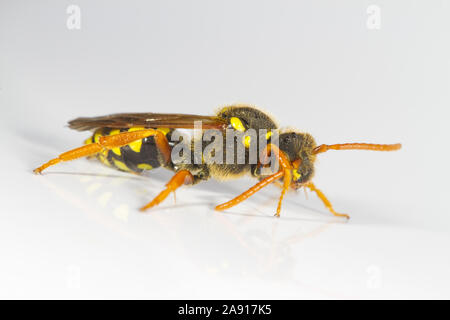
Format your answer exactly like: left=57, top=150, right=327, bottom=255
left=33, top=129, right=170, bottom=174
left=304, top=182, right=350, bottom=219
left=33, top=143, right=104, bottom=174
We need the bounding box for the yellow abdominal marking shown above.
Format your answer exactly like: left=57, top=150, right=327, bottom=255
left=266, top=131, right=272, bottom=140
left=112, top=159, right=131, bottom=171
left=137, top=163, right=153, bottom=170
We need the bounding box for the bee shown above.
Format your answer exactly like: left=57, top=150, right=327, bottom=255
left=33, top=104, right=401, bottom=218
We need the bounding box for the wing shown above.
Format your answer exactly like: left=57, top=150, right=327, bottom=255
left=68, top=112, right=228, bottom=131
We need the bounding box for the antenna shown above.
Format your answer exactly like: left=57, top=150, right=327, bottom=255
left=313, top=143, right=401, bottom=155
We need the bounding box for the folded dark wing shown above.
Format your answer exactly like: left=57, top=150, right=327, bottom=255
left=68, top=112, right=228, bottom=131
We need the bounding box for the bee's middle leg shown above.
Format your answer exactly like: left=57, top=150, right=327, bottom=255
left=140, top=170, right=194, bottom=211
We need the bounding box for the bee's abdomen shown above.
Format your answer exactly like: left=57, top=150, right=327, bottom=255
left=84, top=128, right=171, bottom=173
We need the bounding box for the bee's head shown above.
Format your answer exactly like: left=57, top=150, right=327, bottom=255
left=279, top=132, right=402, bottom=188
left=278, top=131, right=317, bottom=188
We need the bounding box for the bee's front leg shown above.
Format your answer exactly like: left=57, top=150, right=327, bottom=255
left=304, top=182, right=350, bottom=219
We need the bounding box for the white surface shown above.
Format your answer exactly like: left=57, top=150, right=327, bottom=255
left=1, top=1, right=450, bottom=299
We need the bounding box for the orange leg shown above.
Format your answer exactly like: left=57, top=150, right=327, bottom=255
left=152, top=132, right=171, bottom=164
left=140, top=170, right=194, bottom=211
left=215, top=170, right=285, bottom=216
left=216, top=144, right=294, bottom=217
left=258, top=143, right=292, bottom=172
left=261, top=144, right=292, bottom=217
left=275, top=168, right=292, bottom=217
left=304, top=182, right=349, bottom=219
left=33, top=129, right=170, bottom=174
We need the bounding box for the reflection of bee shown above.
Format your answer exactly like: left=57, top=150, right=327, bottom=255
left=34, top=104, right=401, bottom=218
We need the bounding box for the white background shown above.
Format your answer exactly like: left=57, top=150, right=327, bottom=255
left=1, top=1, right=449, bottom=299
